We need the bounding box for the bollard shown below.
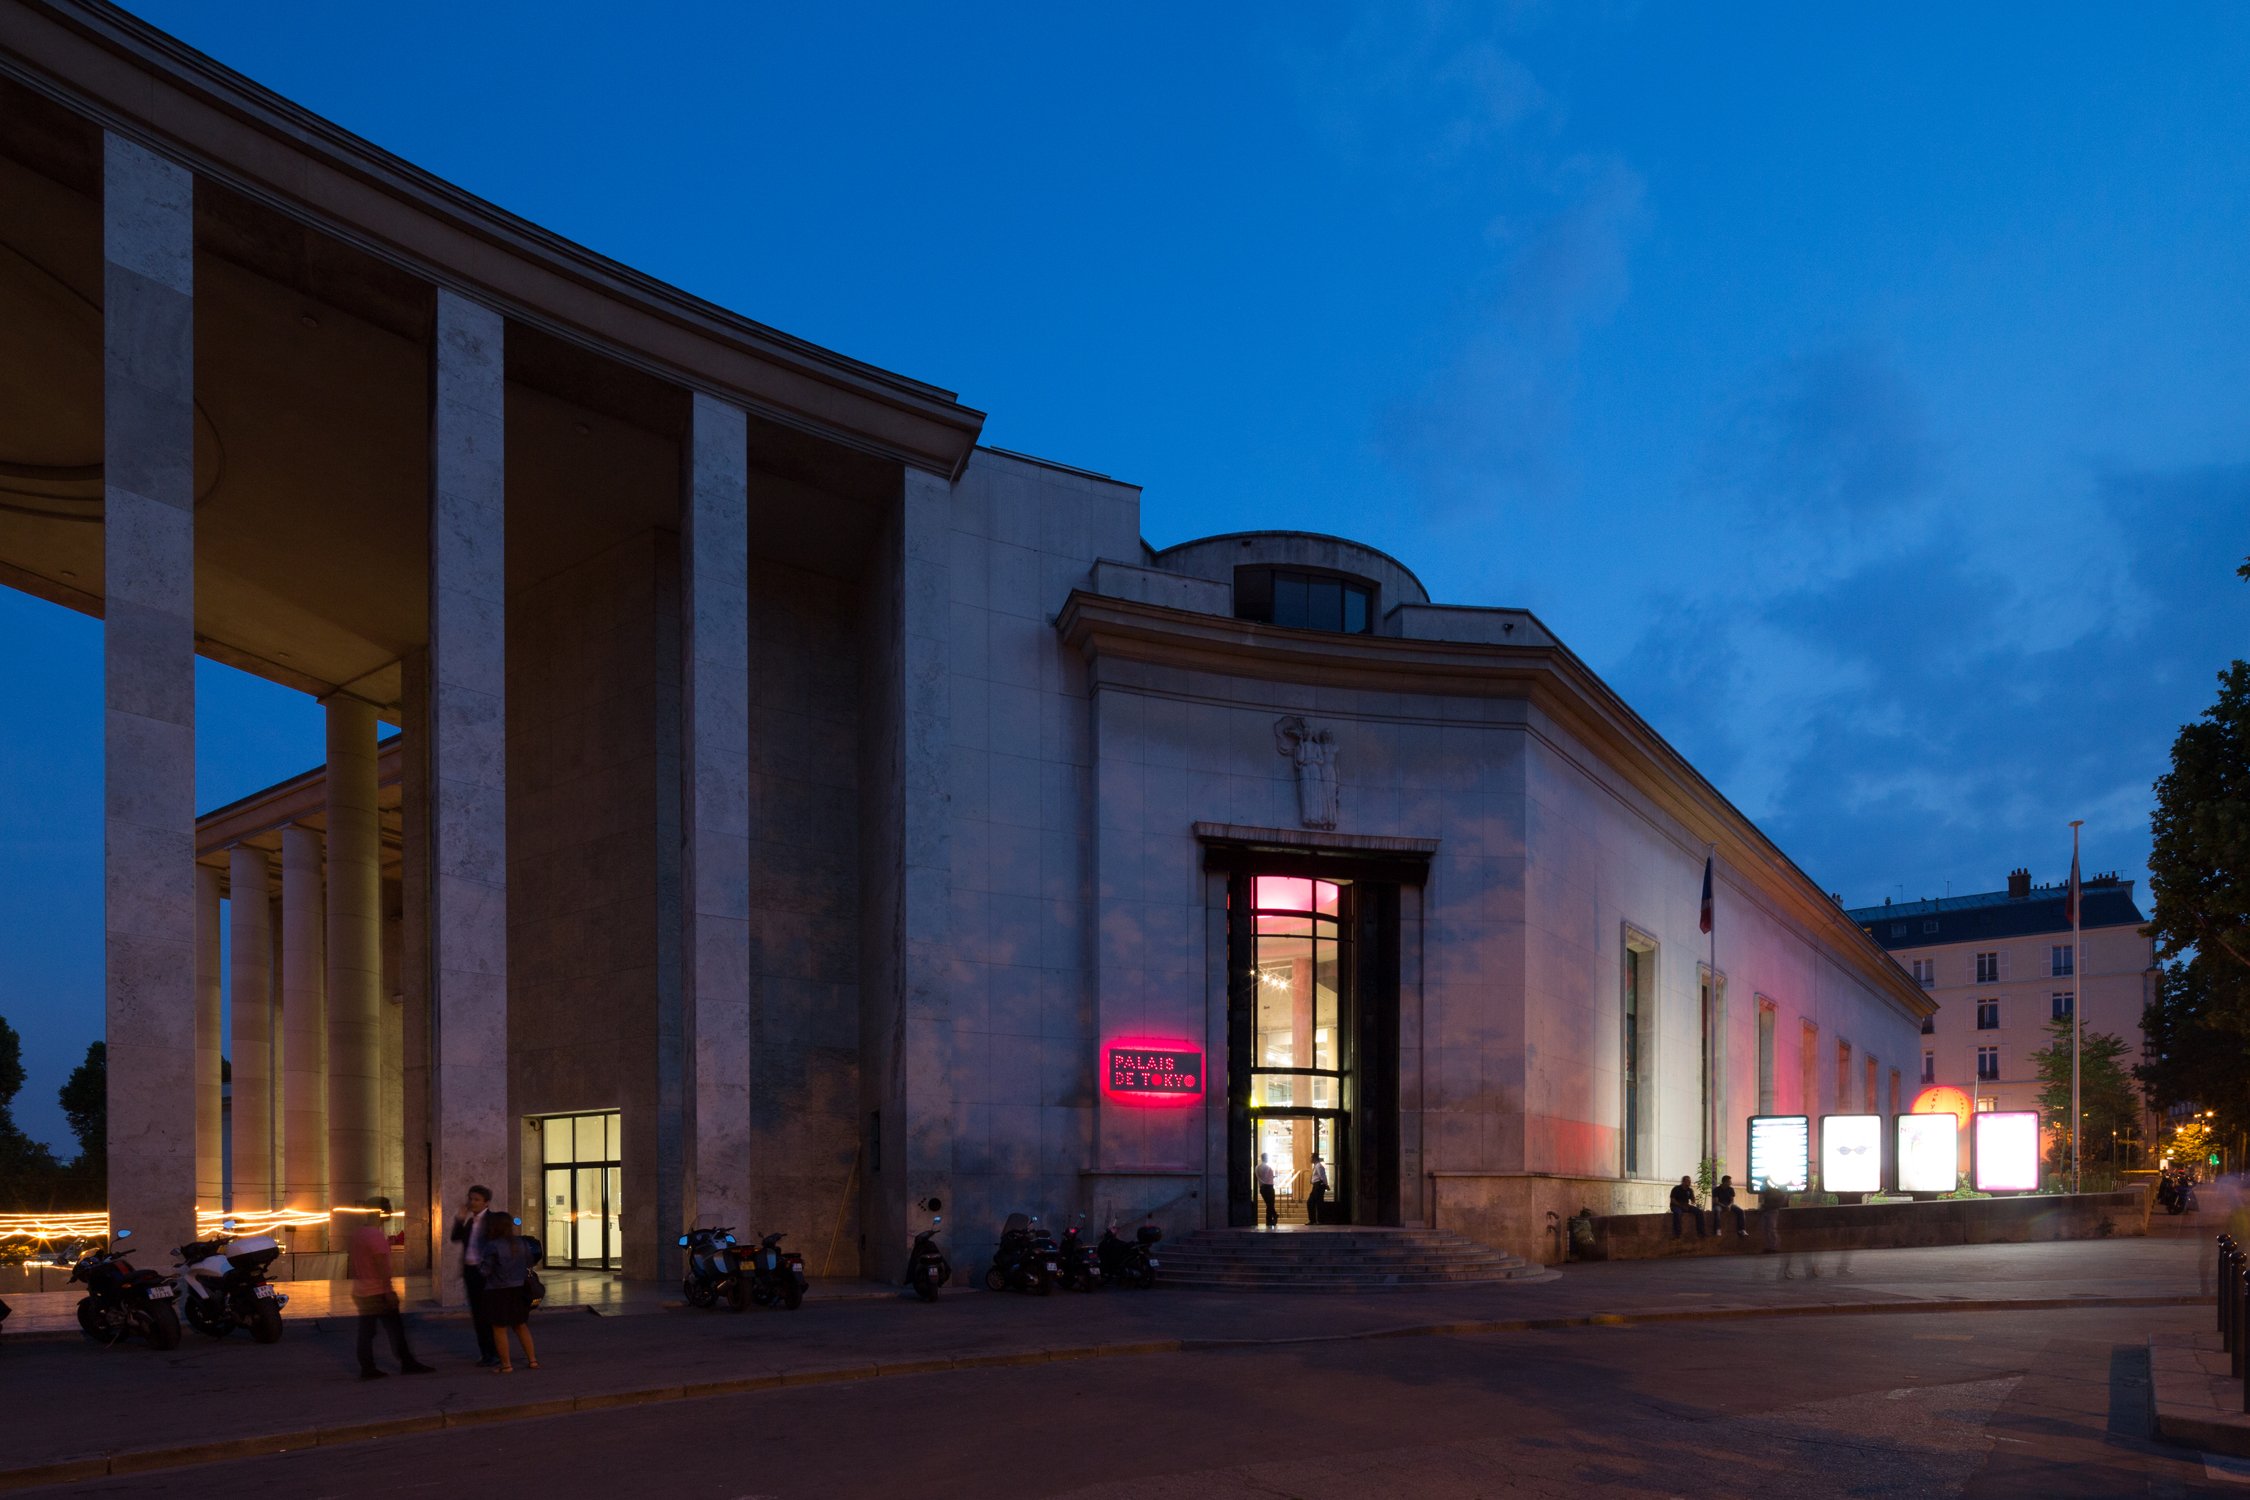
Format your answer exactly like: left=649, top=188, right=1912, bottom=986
left=2225, top=1237, right=2241, bottom=1348
left=2237, top=1271, right=2249, bottom=1382
left=2242, top=1274, right=2250, bottom=1414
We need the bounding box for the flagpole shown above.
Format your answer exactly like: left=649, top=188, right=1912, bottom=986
left=2069, top=820, right=2083, bottom=1195
left=1708, top=843, right=1718, bottom=1177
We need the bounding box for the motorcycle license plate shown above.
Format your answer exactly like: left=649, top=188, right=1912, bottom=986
left=254, top=1286, right=276, bottom=1298
left=1148, top=1259, right=1160, bottom=1267
left=145, top=1287, right=173, bottom=1299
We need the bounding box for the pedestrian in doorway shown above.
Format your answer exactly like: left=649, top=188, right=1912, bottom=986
left=1306, top=1153, right=1330, bottom=1225
left=1668, top=1175, right=1707, bottom=1238
left=1758, top=1177, right=1793, bottom=1278
left=349, top=1197, right=433, bottom=1380
left=1256, top=1154, right=1278, bottom=1229
left=449, top=1184, right=500, bottom=1366
left=1712, top=1174, right=1747, bottom=1237
left=476, top=1210, right=539, bottom=1373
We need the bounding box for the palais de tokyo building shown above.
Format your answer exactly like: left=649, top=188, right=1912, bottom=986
left=1, top=2, right=1928, bottom=1283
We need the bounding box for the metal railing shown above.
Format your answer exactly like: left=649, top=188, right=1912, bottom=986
left=2220, top=1234, right=2250, bottom=1413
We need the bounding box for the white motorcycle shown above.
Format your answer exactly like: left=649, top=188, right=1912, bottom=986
left=172, top=1221, right=288, bottom=1343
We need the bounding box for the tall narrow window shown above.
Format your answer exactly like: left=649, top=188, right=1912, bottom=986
left=1801, top=1022, right=1819, bottom=1115
left=1836, top=1041, right=1852, bottom=1110
left=1757, top=1001, right=1776, bottom=1115
left=1622, top=939, right=1652, bottom=1177
left=1976, top=1045, right=2000, bottom=1082
left=1976, top=999, right=1999, bottom=1030
left=2051, top=991, right=2074, bottom=1020
left=2050, top=944, right=2073, bottom=977
left=1864, top=1055, right=1878, bottom=1112
left=1911, top=958, right=1935, bottom=986
left=1889, top=1068, right=1901, bottom=1116
left=1698, top=971, right=1715, bottom=1166
left=1921, top=1050, right=1935, bottom=1084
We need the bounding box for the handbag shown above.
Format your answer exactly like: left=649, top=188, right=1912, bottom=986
left=524, top=1268, right=545, bottom=1307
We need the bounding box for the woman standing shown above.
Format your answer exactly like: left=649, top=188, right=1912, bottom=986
left=477, top=1210, right=539, bottom=1373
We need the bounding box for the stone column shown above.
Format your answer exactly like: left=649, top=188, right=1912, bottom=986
left=103, top=133, right=198, bottom=1247
left=279, top=826, right=327, bottom=1217
left=427, top=289, right=508, bottom=1304
left=380, top=910, right=405, bottom=1207
left=227, top=845, right=275, bottom=1211
left=681, top=393, right=752, bottom=1236
left=326, top=698, right=383, bottom=1204
left=194, top=865, right=223, bottom=1210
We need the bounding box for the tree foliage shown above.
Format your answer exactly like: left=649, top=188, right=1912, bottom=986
left=2139, top=563, right=2250, bottom=1128
left=0, top=1015, right=62, bottom=1210
left=2027, top=1014, right=2141, bottom=1159
left=58, top=1041, right=106, bottom=1200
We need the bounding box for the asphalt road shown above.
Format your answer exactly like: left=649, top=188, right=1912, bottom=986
left=59, top=1304, right=2243, bottom=1499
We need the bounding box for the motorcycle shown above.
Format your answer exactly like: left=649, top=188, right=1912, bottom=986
left=984, top=1212, right=1061, bottom=1295
left=744, top=1231, right=808, bottom=1310
left=1056, top=1216, right=1103, bottom=1292
left=2158, top=1173, right=2200, bottom=1215
left=904, top=1197, right=950, bottom=1302
left=68, top=1230, right=181, bottom=1350
left=172, top=1220, right=288, bottom=1342
left=677, top=1226, right=749, bottom=1310
left=1097, top=1219, right=1162, bottom=1290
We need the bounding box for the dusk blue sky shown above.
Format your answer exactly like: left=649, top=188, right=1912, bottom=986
left=2, top=3, right=2244, bottom=1149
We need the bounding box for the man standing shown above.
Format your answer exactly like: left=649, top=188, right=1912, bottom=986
left=1306, top=1153, right=1330, bottom=1225
left=449, top=1184, right=500, bottom=1366
left=1255, top=1154, right=1277, bottom=1230
left=350, top=1197, right=432, bottom=1380
left=1668, top=1175, right=1708, bottom=1239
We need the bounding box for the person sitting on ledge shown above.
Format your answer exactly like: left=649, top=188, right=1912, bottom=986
left=1712, top=1174, right=1748, bottom=1237
left=1669, top=1175, right=1708, bottom=1239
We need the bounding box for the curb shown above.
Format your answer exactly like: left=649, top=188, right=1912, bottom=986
left=0, top=1294, right=2202, bottom=1491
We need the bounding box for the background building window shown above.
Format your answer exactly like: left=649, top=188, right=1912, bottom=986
left=2051, top=991, right=2074, bottom=1020
left=2051, top=944, right=2074, bottom=977
left=1911, top=958, right=1935, bottom=986
left=1622, top=939, right=1653, bottom=1177
left=1923, top=920, right=1939, bottom=933
left=1921, top=1050, right=1935, bottom=1084
left=1864, top=1055, right=1878, bottom=1112
left=1890, top=1068, right=1901, bottom=1115
left=1836, top=1041, right=1852, bottom=1109
left=1975, top=951, right=2002, bottom=983
left=1234, top=566, right=1375, bottom=634
left=1976, top=1046, right=2000, bottom=1081
left=1921, top=1014, right=1935, bottom=1035
left=1976, top=999, right=1999, bottom=1030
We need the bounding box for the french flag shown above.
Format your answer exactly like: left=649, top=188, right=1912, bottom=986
left=1699, top=853, right=1714, bottom=935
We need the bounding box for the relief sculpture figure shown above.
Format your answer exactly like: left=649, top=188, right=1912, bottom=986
left=1274, top=715, right=1339, bottom=830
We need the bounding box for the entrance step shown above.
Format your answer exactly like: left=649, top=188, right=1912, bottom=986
left=1160, top=1227, right=1540, bottom=1292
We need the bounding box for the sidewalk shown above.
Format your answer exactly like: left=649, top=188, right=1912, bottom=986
left=0, top=1236, right=2206, bottom=1491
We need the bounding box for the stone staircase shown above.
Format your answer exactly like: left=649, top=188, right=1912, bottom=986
left=1158, top=1226, right=1545, bottom=1292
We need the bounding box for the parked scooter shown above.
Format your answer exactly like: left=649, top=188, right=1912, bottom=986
left=2157, top=1172, right=2200, bottom=1215
left=904, top=1197, right=950, bottom=1302
left=677, top=1226, right=749, bottom=1310
left=172, top=1219, right=288, bottom=1342
left=1097, top=1219, right=1162, bottom=1290
left=744, top=1231, right=808, bottom=1310
left=67, top=1230, right=180, bottom=1349
left=985, top=1213, right=1061, bottom=1295
left=1056, top=1215, right=1103, bottom=1292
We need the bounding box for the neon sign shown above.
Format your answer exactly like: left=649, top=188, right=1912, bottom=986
left=1104, top=1044, right=1204, bottom=1101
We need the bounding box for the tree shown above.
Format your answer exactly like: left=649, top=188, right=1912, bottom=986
left=2168, top=1118, right=2215, bottom=1171
left=2028, top=1015, right=2141, bottom=1169
left=0, top=1015, right=61, bottom=1210
left=58, top=1040, right=106, bottom=1202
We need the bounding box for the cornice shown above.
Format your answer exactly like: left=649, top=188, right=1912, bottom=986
left=1058, top=591, right=1937, bottom=1022
left=0, top=1, right=984, bottom=477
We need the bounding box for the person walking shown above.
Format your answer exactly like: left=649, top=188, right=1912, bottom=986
left=1668, top=1175, right=1708, bottom=1239
left=1758, top=1177, right=1793, bottom=1278
left=349, top=1197, right=432, bottom=1380
left=476, top=1210, right=539, bottom=1373
left=1306, top=1153, right=1330, bottom=1225
left=1712, top=1174, right=1747, bottom=1237
left=449, top=1184, right=500, bottom=1366
left=1256, top=1154, right=1278, bottom=1229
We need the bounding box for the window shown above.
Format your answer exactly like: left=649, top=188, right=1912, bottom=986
left=1864, top=1055, right=1878, bottom=1113
left=1890, top=923, right=1906, bottom=938
left=2051, top=991, right=2074, bottom=1021
left=1252, top=876, right=1346, bottom=1104
left=1757, top=1001, right=1777, bottom=1115
left=1921, top=1014, right=1935, bottom=1035
left=1975, top=1094, right=1998, bottom=1111
left=1911, top=958, right=1935, bottom=986
left=1976, top=1046, right=2000, bottom=1081
left=538, top=1110, right=622, bottom=1270
left=1975, top=951, right=2002, bottom=984
left=1622, top=937, right=1653, bottom=1176
left=1976, top=999, right=1999, bottom=1030
left=2050, top=944, right=2074, bottom=977
left=1921, top=1050, right=1935, bottom=1084
left=1923, top=920, right=1939, bottom=934
left=1890, top=1068, right=1901, bottom=1115
left=1234, top=567, right=1375, bottom=634
left=1836, top=1041, right=1852, bottom=1110
left=1801, top=1022, right=1819, bottom=1116
left=1699, top=969, right=1722, bottom=1166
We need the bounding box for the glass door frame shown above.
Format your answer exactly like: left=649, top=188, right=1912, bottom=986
left=536, top=1110, right=621, bottom=1270
left=1248, top=1107, right=1351, bottom=1224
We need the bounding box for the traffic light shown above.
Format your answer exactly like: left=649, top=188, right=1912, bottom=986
left=2211, top=1153, right=2222, bottom=1166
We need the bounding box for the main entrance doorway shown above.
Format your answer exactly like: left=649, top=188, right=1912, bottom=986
left=1251, top=1110, right=1348, bottom=1223
left=537, top=1110, right=621, bottom=1269
left=1238, top=875, right=1354, bottom=1223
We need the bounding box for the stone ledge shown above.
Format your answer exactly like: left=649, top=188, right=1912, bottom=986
left=2148, top=1330, right=2250, bottom=1457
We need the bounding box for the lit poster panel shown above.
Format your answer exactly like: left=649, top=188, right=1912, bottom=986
left=1747, top=1114, right=1810, bottom=1193
left=1973, top=1110, right=2042, bottom=1193
left=1821, top=1114, right=1883, bottom=1194
left=1896, top=1112, right=1960, bottom=1193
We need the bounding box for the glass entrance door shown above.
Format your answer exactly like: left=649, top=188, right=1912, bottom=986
left=1251, top=1111, right=1348, bottom=1224
left=538, top=1111, right=621, bottom=1269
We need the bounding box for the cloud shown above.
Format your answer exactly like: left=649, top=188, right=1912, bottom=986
left=1701, top=345, right=1937, bottom=525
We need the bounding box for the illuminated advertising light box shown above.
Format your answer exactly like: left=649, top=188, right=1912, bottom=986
left=1102, top=1043, right=1204, bottom=1104
left=1972, top=1110, right=2042, bottom=1193
left=1895, top=1111, right=1960, bottom=1194
left=1747, top=1114, right=1810, bottom=1194
left=1820, top=1114, right=1883, bottom=1194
